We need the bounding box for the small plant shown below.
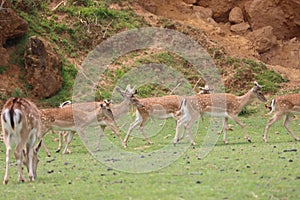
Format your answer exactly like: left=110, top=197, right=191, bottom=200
left=11, top=88, right=25, bottom=98
left=0, top=66, right=7, bottom=74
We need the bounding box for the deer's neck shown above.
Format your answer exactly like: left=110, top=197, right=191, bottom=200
left=237, top=89, right=255, bottom=109
left=111, top=99, right=131, bottom=118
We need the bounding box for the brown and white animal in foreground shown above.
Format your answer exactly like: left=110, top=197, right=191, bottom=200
left=124, top=93, right=184, bottom=147
left=1, top=98, right=43, bottom=184
left=263, top=93, right=300, bottom=142
left=174, top=81, right=267, bottom=145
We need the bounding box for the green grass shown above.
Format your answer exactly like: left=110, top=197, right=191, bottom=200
left=0, top=107, right=299, bottom=199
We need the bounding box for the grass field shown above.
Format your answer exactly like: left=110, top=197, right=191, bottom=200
left=0, top=108, right=299, bottom=200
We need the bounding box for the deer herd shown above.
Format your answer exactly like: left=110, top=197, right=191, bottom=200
left=1, top=82, right=299, bottom=184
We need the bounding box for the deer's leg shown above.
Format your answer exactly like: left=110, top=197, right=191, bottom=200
left=95, top=126, right=105, bottom=151
left=25, top=142, right=35, bottom=181
left=3, top=131, right=11, bottom=185
left=223, top=117, right=229, bottom=144
left=15, top=140, right=26, bottom=183
left=174, top=118, right=185, bottom=145
left=230, top=115, right=251, bottom=142
left=284, top=114, right=300, bottom=141
left=185, top=117, right=197, bottom=146
left=179, top=120, right=187, bottom=141
left=263, top=113, right=283, bottom=142
left=124, top=111, right=143, bottom=146
left=42, top=141, right=51, bottom=157
left=174, top=113, right=192, bottom=145
left=139, top=116, right=152, bottom=145
left=109, top=123, right=126, bottom=147
left=62, top=131, right=74, bottom=155
left=56, top=131, right=64, bottom=153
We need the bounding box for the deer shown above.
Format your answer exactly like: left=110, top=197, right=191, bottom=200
left=54, top=85, right=136, bottom=153
left=263, top=93, right=300, bottom=142
left=39, top=100, right=125, bottom=153
left=124, top=92, right=184, bottom=147
left=1, top=97, right=43, bottom=184
left=174, top=81, right=267, bottom=145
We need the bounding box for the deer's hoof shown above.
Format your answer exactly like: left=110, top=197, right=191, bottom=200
left=147, top=141, right=154, bottom=145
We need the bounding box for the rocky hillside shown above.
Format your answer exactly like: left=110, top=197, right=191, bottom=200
left=137, top=0, right=300, bottom=88
left=0, top=0, right=299, bottom=107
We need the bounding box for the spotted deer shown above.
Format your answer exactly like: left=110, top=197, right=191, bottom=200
left=174, top=81, right=267, bottom=145
left=124, top=92, right=184, bottom=147
left=49, top=85, right=136, bottom=153
left=39, top=100, right=124, bottom=152
left=1, top=98, right=43, bottom=184
left=263, top=93, right=300, bottom=142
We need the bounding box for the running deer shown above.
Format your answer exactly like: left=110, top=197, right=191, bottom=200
left=1, top=98, right=43, bottom=184
left=124, top=93, right=184, bottom=147
left=51, top=85, right=136, bottom=153
left=263, top=93, right=300, bottom=142
left=174, top=81, right=267, bottom=145
left=39, top=100, right=124, bottom=152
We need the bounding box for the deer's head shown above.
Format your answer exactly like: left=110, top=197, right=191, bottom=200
left=23, top=140, right=43, bottom=179
left=252, top=81, right=267, bottom=102
left=100, top=100, right=114, bottom=120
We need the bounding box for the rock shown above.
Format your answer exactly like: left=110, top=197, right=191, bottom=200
left=196, top=0, right=234, bottom=22
left=230, top=22, right=250, bottom=34
left=229, top=7, right=244, bottom=24
left=248, top=26, right=277, bottom=53
left=141, top=2, right=157, bottom=14
left=245, top=0, right=300, bottom=39
left=193, top=6, right=213, bottom=19
left=207, top=17, right=218, bottom=26
left=0, top=2, right=28, bottom=67
left=24, top=36, right=63, bottom=98
left=0, top=7, right=28, bottom=46
left=184, top=0, right=197, bottom=4
left=0, top=47, right=9, bottom=66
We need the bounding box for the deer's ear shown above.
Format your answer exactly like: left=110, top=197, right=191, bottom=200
left=105, top=99, right=111, bottom=105
left=254, top=81, right=264, bottom=88
left=126, top=84, right=131, bottom=91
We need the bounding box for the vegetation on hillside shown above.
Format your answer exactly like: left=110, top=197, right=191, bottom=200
left=10, top=0, right=146, bottom=106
